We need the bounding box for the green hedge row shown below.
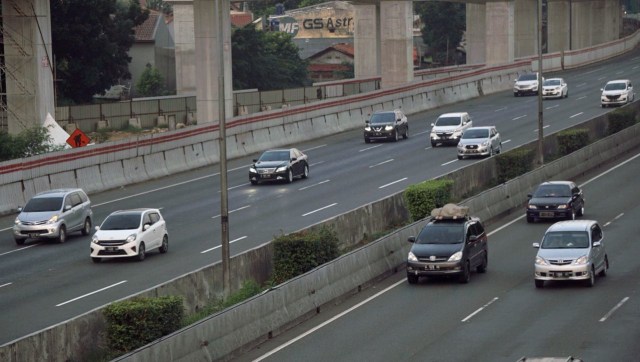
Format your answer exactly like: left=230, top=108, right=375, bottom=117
left=403, top=179, right=453, bottom=221
left=557, top=128, right=590, bottom=156
left=607, top=107, right=638, bottom=135
left=495, top=148, right=535, bottom=183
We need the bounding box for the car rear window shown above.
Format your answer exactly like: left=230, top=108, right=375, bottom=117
left=101, top=214, right=142, bottom=230
left=23, top=197, right=63, bottom=212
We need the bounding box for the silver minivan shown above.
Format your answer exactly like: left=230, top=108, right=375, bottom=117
left=13, top=188, right=93, bottom=244
left=533, top=220, right=608, bottom=288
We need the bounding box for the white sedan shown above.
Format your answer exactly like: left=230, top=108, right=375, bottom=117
left=542, top=78, right=569, bottom=99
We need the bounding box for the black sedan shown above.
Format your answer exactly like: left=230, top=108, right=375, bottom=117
left=526, top=181, right=585, bottom=223
left=249, top=148, right=309, bottom=185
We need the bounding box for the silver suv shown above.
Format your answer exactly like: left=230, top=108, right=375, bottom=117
left=533, top=220, right=608, bottom=288
left=13, top=188, right=93, bottom=244
left=430, top=112, right=473, bottom=147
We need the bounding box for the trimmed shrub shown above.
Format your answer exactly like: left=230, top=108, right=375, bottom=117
left=495, top=148, right=535, bottom=183
left=272, top=226, right=340, bottom=284
left=403, top=179, right=453, bottom=221
left=607, top=107, right=637, bottom=135
left=103, top=296, right=184, bottom=354
left=557, top=128, right=589, bottom=156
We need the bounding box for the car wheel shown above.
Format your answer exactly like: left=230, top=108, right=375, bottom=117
left=407, top=274, right=419, bottom=285
left=403, top=126, right=409, bottom=139
left=526, top=216, right=535, bottom=223
left=497, top=143, right=502, bottom=154
left=457, top=155, right=463, bottom=160
left=584, top=266, right=595, bottom=287
left=514, top=93, right=518, bottom=97
left=601, top=104, right=606, bottom=108
left=565, top=90, right=569, bottom=98
left=599, top=255, right=609, bottom=277
left=431, top=141, right=437, bottom=148
left=459, top=261, right=471, bottom=284
left=159, top=235, right=169, bottom=254
left=15, top=237, right=26, bottom=245
left=58, top=225, right=67, bottom=243
left=393, top=130, right=399, bottom=142
left=476, top=252, right=488, bottom=273
left=286, top=169, right=293, bottom=183
left=92, top=257, right=101, bottom=263
left=568, top=210, right=576, bottom=220
left=137, top=242, right=146, bottom=261
left=250, top=179, right=258, bottom=185
left=364, top=137, right=370, bottom=144
left=81, top=217, right=92, bottom=236
left=302, top=164, right=309, bottom=179
left=488, top=147, right=494, bottom=157
left=535, top=280, right=544, bottom=288
left=577, top=205, right=585, bottom=217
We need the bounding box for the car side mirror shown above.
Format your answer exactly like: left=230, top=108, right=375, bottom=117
left=532, top=242, right=540, bottom=248
left=430, top=123, right=435, bottom=127
left=593, top=241, right=602, bottom=248
left=252, top=159, right=258, bottom=163
left=397, top=118, right=401, bottom=122
left=291, top=157, right=297, bottom=162
left=95, top=226, right=100, bottom=231
left=527, top=194, right=532, bottom=199
left=408, top=236, right=416, bottom=243
left=600, top=88, right=604, bottom=91
left=468, top=235, right=478, bottom=243
left=17, top=207, right=23, bottom=212
left=143, top=224, right=150, bottom=231
left=365, top=120, right=370, bottom=125
left=64, top=205, right=72, bottom=211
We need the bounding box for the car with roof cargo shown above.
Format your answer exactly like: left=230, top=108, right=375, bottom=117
left=249, top=148, right=309, bottom=185
left=533, top=220, right=608, bottom=288
left=406, top=204, right=488, bottom=284
left=600, top=79, right=634, bottom=107
left=456, top=126, right=501, bottom=159
left=526, top=181, right=584, bottom=223
left=429, top=112, right=473, bottom=147
left=363, top=109, right=408, bottom=143
left=13, top=188, right=93, bottom=245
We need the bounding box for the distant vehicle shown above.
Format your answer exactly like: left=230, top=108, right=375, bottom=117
left=601, top=79, right=634, bottom=107
left=406, top=204, right=488, bottom=284
left=91, top=208, right=168, bottom=263
left=514, top=72, right=543, bottom=96
left=13, top=188, right=93, bottom=245
left=363, top=109, right=409, bottom=143
left=526, top=181, right=585, bottom=223
left=430, top=112, right=473, bottom=147
left=249, top=148, right=309, bottom=185
left=542, top=78, right=569, bottom=99
left=456, top=126, right=502, bottom=159
left=533, top=220, right=608, bottom=288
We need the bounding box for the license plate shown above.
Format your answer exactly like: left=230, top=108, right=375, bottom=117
left=261, top=174, right=272, bottom=179
left=425, top=264, right=438, bottom=270
left=107, top=247, right=118, bottom=252
left=552, top=272, right=570, bottom=277
left=540, top=212, right=554, bottom=217
left=29, top=233, right=38, bottom=238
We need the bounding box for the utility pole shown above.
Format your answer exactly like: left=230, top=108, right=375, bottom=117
left=537, top=0, right=544, bottom=165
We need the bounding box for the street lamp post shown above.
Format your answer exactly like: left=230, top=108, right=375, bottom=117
left=537, top=0, right=544, bottom=165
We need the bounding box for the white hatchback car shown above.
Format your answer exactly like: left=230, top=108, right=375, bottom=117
left=90, top=208, right=168, bottom=263
left=601, top=79, right=634, bottom=107
left=457, top=126, right=502, bottom=159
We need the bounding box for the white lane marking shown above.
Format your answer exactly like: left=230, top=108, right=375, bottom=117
left=252, top=279, right=406, bottom=361
left=532, top=125, right=551, bottom=132
left=225, top=183, right=251, bottom=191
left=299, top=180, right=330, bottom=191
left=494, top=107, right=507, bottom=112
left=302, top=144, right=327, bottom=152
left=502, top=139, right=511, bottom=144
left=462, top=297, right=499, bottom=322
left=512, top=115, right=527, bottom=121
left=599, top=297, right=629, bottom=322
left=425, top=146, right=433, bottom=150
left=615, top=71, right=625, bottom=75
left=584, top=69, right=600, bottom=74
left=604, top=213, right=624, bottom=227
left=379, top=178, right=408, bottom=189
left=200, top=236, right=248, bottom=254
left=302, top=203, right=337, bottom=217
left=575, top=83, right=587, bottom=88
left=576, top=96, right=587, bottom=100
left=370, top=159, right=394, bottom=168
left=309, top=161, right=325, bottom=167
left=633, top=65, right=639, bottom=70
left=212, top=205, right=251, bottom=219
left=359, top=144, right=383, bottom=152
left=545, top=105, right=559, bottom=110
left=415, top=130, right=430, bottom=136
left=0, top=282, right=12, bottom=289
left=0, top=226, right=10, bottom=232
left=570, top=112, right=584, bottom=118
left=598, top=76, right=607, bottom=80
left=442, top=159, right=457, bottom=166
left=0, top=244, right=38, bottom=257
left=56, top=280, right=127, bottom=307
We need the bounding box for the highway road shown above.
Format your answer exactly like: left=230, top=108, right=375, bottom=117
left=236, top=149, right=640, bottom=362
left=0, top=48, right=639, bottom=346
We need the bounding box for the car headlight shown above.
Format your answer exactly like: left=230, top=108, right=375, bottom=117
left=126, top=234, right=137, bottom=243
left=573, top=256, right=589, bottom=265
left=480, top=141, right=489, bottom=147
left=453, top=130, right=463, bottom=137
left=92, top=235, right=99, bottom=244
left=276, top=166, right=287, bottom=172
left=557, top=204, right=568, bottom=209
left=364, top=126, right=371, bottom=131
left=14, top=217, right=20, bottom=225
left=448, top=251, right=462, bottom=262
left=535, top=256, right=548, bottom=265
left=249, top=167, right=256, bottom=173
left=528, top=204, right=538, bottom=210
left=408, top=252, right=418, bottom=262
left=457, top=144, right=464, bottom=150
left=384, top=125, right=394, bottom=131
left=47, top=215, right=59, bottom=224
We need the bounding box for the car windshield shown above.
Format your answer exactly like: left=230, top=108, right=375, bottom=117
left=544, top=79, right=561, bottom=86
left=415, top=223, right=464, bottom=244
left=604, top=82, right=627, bottom=91
left=369, top=112, right=396, bottom=124
left=23, top=197, right=63, bottom=212
left=533, top=184, right=571, bottom=197
left=541, top=231, right=589, bottom=249
left=100, top=214, right=142, bottom=230
left=518, top=74, right=537, bottom=81
left=435, top=116, right=462, bottom=126
left=258, top=150, right=290, bottom=162
left=461, top=129, right=489, bottom=139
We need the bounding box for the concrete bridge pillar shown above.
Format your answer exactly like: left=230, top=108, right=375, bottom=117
left=547, top=0, right=570, bottom=52
left=354, top=4, right=380, bottom=79
left=167, top=0, right=196, bottom=95
left=514, top=0, right=536, bottom=58
left=193, top=0, right=233, bottom=124
left=3, top=0, right=55, bottom=134
left=379, top=1, right=413, bottom=88
left=465, top=3, right=486, bottom=65
left=486, top=1, right=515, bottom=64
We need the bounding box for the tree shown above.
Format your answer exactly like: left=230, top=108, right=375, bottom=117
left=146, top=0, right=173, bottom=15
left=0, top=127, right=61, bottom=162
left=51, top=0, right=149, bottom=104
left=231, top=26, right=309, bottom=90
left=415, top=3, right=465, bottom=66
left=136, top=64, right=166, bottom=97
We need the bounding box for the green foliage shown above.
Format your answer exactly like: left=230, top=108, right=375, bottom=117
left=403, top=179, right=453, bottom=221
left=232, top=26, right=309, bottom=90
left=415, top=2, right=465, bottom=65
left=495, top=148, right=535, bottom=183
left=136, top=64, right=167, bottom=97
left=607, top=107, right=637, bottom=135
left=146, top=0, right=173, bottom=15
left=51, top=0, right=149, bottom=104
left=0, top=127, right=60, bottom=161
left=557, top=128, right=590, bottom=156
left=103, top=296, right=183, bottom=354
left=272, top=226, right=340, bottom=284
